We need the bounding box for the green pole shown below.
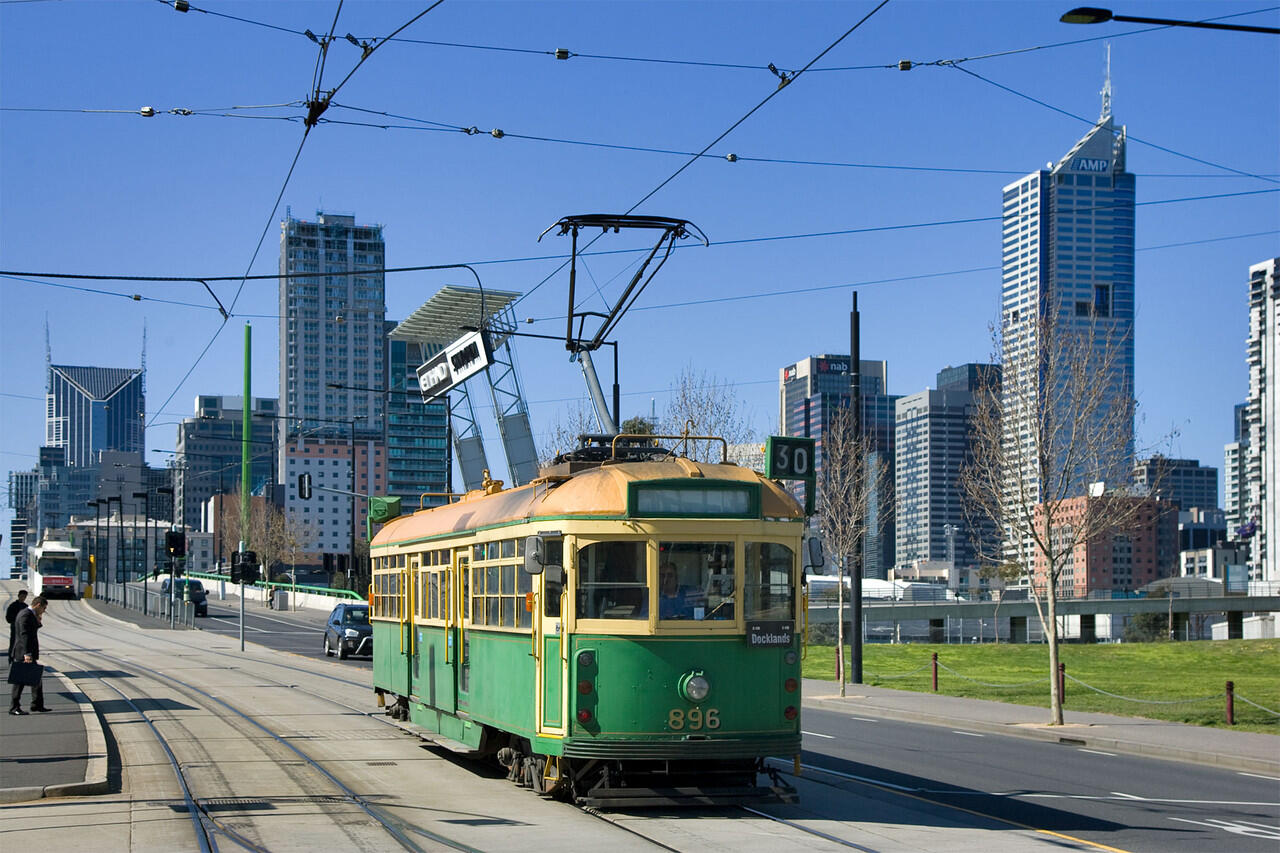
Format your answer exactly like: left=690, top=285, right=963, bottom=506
left=240, top=322, right=251, bottom=652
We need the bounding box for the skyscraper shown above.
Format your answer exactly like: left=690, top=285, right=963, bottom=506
left=895, top=364, right=999, bottom=575
left=1244, top=257, right=1280, bottom=580
left=779, top=355, right=899, bottom=579
left=999, top=72, right=1135, bottom=564
left=174, top=395, right=279, bottom=530
left=278, top=211, right=386, bottom=439
left=46, top=365, right=144, bottom=467
left=386, top=332, right=449, bottom=508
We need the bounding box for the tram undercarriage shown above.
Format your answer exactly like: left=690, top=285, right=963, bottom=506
left=496, top=741, right=797, bottom=808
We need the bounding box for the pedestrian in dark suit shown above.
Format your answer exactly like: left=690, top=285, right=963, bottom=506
left=5, top=589, right=28, bottom=664
left=9, top=594, right=49, bottom=715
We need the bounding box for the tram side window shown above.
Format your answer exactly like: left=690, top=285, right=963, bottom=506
left=576, top=541, right=647, bottom=620
left=658, top=541, right=735, bottom=621
left=744, top=542, right=795, bottom=620
left=543, top=539, right=564, bottom=618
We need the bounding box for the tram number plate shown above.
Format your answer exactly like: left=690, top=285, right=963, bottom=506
left=747, top=620, right=794, bottom=647
left=668, top=708, right=720, bottom=731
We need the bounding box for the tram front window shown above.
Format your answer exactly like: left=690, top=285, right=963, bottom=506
left=744, top=542, right=795, bottom=619
left=658, top=541, right=734, bottom=621
left=576, top=541, right=647, bottom=619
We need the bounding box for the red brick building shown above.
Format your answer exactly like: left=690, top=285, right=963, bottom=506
left=1033, top=495, right=1178, bottom=597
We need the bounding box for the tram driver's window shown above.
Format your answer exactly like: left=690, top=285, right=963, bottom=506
left=576, top=541, right=647, bottom=619
left=658, top=542, right=735, bottom=621
left=542, top=540, right=564, bottom=618
left=745, top=542, right=795, bottom=619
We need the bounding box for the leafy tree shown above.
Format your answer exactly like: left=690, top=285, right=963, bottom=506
left=1123, top=611, right=1169, bottom=643
left=977, top=561, right=1024, bottom=643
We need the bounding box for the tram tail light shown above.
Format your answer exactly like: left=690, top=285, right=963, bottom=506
left=578, top=680, right=593, bottom=695
left=577, top=709, right=593, bottom=724
left=784, top=678, right=798, bottom=693
left=784, top=706, right=798, bottom=721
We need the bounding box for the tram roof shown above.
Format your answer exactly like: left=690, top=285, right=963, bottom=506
left=389, top=285, right=522, bottom=346
left=371, top=459, right=803, bottom=549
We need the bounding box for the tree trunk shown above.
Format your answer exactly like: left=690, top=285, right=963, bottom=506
left=1046, top=578, right=1064, bottom=725
left=836, top=556, right=847, bottom=697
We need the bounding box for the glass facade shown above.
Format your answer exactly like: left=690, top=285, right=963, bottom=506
left=45, top=365, right=144, bottom=468
left=386, top=337, right=449, bottom=509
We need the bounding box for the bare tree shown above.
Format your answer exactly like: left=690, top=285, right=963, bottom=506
left=814, top=406, right=892, bottom=697
left=961, top=312, right=1158, bottom=724
left=977, top=560, right=1023, bottom=644
left=538, top=399, right=601, bottom=465
left=659, top=365, right=757, bottom=462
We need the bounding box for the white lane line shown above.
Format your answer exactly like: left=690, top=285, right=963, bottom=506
left=1112, top=791, right=1144, bottom=800
left=850, top=717, right=879, bottom=723
left=1239, top=771, right=1280, bottom=782
left=797, top=762, right=915, bottom=792
left=1078, top=748, right=1116, bottom=757
left=951, top=730, right=985, bottom=737
left=802, top=730, right=835, bottom=739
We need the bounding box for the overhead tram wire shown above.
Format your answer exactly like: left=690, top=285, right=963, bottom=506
left=516, top=0, right=893, bottom=314
left=948, top=64, right=1280, bottom=185
left=150, top=0, right=309, bottom=38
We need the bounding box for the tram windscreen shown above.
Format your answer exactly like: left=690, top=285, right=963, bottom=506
left=744, top=542, right=795, bottom=619
left=37, top=556, right=77, bottom=578
left=576, top=541, right=647, bottom=619
left=658, top=541, right=734, bottom=621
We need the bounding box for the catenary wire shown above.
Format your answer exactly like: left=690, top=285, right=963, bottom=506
left=948, top=64, right=1279, bottom=185
left=149, top=0, right=307, bottom=37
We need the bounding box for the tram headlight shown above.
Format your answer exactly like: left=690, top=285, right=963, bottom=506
left=784, top=650, right=798, bottom=665
left=679, top=671, right=711, bottom=704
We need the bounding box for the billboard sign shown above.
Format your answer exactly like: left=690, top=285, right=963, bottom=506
left=417, top=329, right=493, bottom=404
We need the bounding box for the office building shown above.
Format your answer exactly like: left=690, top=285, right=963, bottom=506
left=1244, top=258, right=1280, bottom=580
left=999, top=73, right=1135, bottom=566
left=386, top=332, right=449, bottom=510
left=1033, top=494, right=1177, bottom=597
left=283, top=436, right=386, bottom=559
left=779, top=355, right=899, bottom=579
left=1133, top=456, right=1218, bottom=512
left=174, top=395, right=280, bottom=529
left=46, top=364, right=144, bottom=468
left=895, top=364, right=1000, bottom=577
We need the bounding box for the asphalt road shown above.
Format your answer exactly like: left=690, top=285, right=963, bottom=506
left=797, top=705, right=1280, bottom=853
left=197, top=591, right=373, bottom=669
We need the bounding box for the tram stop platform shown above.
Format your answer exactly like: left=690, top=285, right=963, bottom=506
left=0, top=666, right=107, bottom=802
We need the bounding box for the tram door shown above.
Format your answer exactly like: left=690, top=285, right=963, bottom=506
left=534, top=539, right=566, bottom=735
left=455, top=553, right=470, bottom=712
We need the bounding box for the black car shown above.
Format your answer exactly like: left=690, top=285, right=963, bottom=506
left=160, top=577, right=208, bottom=617
left=324, top=603, right=371, bottom=660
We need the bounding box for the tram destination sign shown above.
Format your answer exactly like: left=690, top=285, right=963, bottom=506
left=746, top=620, right=794, bottom=648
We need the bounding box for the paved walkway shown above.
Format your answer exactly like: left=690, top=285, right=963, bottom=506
left=805, top=679, right=1280, bottom=776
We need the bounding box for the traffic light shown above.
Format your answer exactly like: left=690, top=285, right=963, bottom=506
left=298, top=472, right=312, bottom=500
left=230, top=552, right=243, bottom=584
left=241, top=550, right=259, bottom=585
left=173, top=562, right=185, bottom=578
left=165, top=530, right=186, bottom=558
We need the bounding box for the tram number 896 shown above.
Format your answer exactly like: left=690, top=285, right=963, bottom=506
left=667, top=707, right=721, bottom=730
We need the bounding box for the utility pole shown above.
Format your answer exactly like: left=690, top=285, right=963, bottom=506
left=850, top=293, right=864, bottom=684
left=240, top=322, right=251, bottom=652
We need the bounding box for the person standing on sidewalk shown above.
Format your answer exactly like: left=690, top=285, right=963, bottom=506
left=5, top=589, right=28, bottom=664
left=9, top=594, right=49, bottom=715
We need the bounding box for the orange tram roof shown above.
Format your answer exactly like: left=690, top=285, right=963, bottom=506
left=371, top=459, right=804, bottom=552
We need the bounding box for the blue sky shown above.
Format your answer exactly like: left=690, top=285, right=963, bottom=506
left=2, top=0, right=1277, bottom=568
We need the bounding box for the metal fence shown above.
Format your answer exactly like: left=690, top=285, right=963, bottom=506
left=92, top=579, right=196, bottom=628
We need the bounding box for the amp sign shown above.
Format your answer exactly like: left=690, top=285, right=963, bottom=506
left=1072, top=157, right=1110, bottom=173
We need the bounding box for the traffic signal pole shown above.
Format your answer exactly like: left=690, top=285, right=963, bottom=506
left=239, top=322, right=252, bottom=653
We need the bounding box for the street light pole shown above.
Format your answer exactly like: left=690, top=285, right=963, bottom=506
left=350, top=414, right=366, bottom=592
left=1060, top=7, right=1280, bottom=34
left=88, top=500, right=102, bottom=598
left=107, top=495, right=122, bottom=604
left=133, top=490, right=150, bottom=614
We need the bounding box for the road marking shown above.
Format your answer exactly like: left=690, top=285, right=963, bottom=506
left=797, top=762, right=915, bottom=791
left=802, top=730, right=835, bottom=739
left=1239, top=771, right=1280, bottom=782
left=951, top=730, right=984, bottom=737
left=1170, top=817, right=1280, bottom=840
left=850, top=717, right=878, bottom=723
left=1111, top=791, right=1143, bottom=800
left=1078, top=749, right=1116, bottom=757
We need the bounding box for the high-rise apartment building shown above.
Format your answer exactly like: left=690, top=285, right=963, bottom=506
left=999, top=76, right=1135, bottom=565
left=779, top=355, right=899, bottom=579
left=174, top=396, right=280, bottom=529
left=1244, top=257, right=1280, bottom=580
left=280, top=211, right=388, bottom=563
left=1133, top=456, right=1218, bottom=512
left=279, top=211, right=386, bottom=439
left=895, top=364, right=1000, bottom=575
left=46, top=364, right=144, bottom=467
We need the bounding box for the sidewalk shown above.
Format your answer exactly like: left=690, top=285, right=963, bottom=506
left=0, top=667, right=108, bottom=802
left=804, top=678, right=1280, bottom=776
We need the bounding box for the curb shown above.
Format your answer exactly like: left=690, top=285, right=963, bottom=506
left=807, top=694, right=1280, bottom=777
left=0, top=668, right=110, bottom=803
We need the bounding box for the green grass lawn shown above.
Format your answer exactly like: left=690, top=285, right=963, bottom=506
left=802, top=639, right=1280, bottom=733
